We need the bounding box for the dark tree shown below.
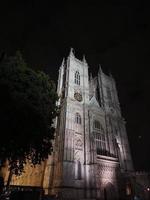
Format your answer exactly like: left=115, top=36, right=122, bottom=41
left=0, top=51, right=58, bottom=179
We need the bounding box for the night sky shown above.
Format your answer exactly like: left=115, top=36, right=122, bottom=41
left=0, top=0, right=150, bottom=171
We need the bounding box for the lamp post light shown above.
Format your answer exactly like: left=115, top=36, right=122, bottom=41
left=147, top=187, right=150, bottom=200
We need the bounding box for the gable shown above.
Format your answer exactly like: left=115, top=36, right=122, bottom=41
left=89, top=96, right=100, bottom=108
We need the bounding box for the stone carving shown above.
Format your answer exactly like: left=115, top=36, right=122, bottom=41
left=75, top=138, right=83, bottom=150
left=74, top=134, right=83, bottom=151
left=96, top=163, right=117, bottom=188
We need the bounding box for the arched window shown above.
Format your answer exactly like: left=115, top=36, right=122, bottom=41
left=95, top=133, right=106, bottom=155
left=93, top=120, right=106, bottom=155
left=94, top=120, right=101, bottom=130
left=75, top=71, right=80, bottom=85
left=75, top=113, right=81, bottom=124
left=93, top=120, right=104, bottom=132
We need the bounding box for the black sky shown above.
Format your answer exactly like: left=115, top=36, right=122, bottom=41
left=0, top=0, right=150, bottom=171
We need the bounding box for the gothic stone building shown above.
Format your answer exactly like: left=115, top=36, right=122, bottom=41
left=52, top=49, right=134, bottom=199
left=1, top=49, right=134, bottom=200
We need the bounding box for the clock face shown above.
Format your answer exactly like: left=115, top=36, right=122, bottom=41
left=74, top=92, right=82, bottom=102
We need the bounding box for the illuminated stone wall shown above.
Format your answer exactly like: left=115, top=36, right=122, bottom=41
left=50, top=49, right=134, bottom=199
left=1, top=155, right=53, bottom=195
left=10, top=161, right=45, bottom=186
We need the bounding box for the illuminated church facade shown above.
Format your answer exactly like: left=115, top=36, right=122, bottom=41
left=50, top=49, right=134, bottom=199
left=2, top=49, right=134, bottom=199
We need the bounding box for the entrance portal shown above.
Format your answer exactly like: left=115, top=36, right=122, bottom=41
left=104, top=182, right=116, bottom=200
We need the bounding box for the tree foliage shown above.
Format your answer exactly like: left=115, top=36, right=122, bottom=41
left=0, top=52, right=58, bottom=175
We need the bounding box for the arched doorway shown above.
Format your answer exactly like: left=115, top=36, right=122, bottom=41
left=104, top=182, right=117, bottom=200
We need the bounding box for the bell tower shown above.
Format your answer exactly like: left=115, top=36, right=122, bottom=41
left=52, top=48, right=91, bottom=198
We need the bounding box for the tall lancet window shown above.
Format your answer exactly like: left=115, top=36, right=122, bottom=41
left=75, top=71, right=80, bottom=85
left=93, top=120, right=106, bottom=155
left=106, top=87, right=112, bottom=107
left=75, top=113, right=81, bottom=124
left=106, top=87, right=112, bottom=100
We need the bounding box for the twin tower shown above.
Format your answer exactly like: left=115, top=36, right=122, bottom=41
left=52, top=49, right=133, bottom=199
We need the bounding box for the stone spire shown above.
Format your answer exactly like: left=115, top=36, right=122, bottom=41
left=57, top=58, right=65, bottom=101
left=60, top=58, right=65, bottom=68
left=98, top=64, right=103, bottom=74
left=83, top=54, right=87, bottom=64
left=69, top=47, right=75, bottom=57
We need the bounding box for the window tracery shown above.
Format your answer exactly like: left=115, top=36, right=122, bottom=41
left=93, top=120, right=106, bottom=155
left=93, top=120, right=104, bottom=132
left=75, top=71, right=80, bottom=85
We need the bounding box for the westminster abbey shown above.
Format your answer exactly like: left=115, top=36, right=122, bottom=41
left=1, top=49, right=134, bottom=199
